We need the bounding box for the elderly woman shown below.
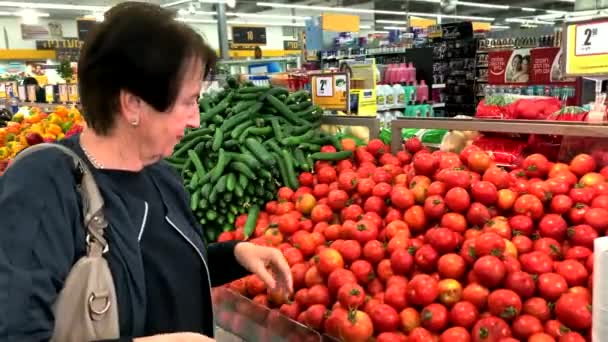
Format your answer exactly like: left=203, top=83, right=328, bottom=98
left=0, top=2, right=291, bottom=342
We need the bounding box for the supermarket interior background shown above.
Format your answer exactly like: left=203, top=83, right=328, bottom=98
left=1, top=0, right=608, bottom=340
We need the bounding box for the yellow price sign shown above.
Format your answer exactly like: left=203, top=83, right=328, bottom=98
left=563, top=18, right=608, bottom=76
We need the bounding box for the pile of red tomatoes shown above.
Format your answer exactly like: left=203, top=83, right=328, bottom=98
left=219, top=137, right=608, bottom=342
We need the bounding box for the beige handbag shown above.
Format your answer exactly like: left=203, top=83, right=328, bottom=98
left=10, top=143, right=120, bottom=342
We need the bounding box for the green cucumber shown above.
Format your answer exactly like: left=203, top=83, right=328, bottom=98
left=212, top=129, right=224, bottom=152
left=281, top=149, right=299, bottom=189
left=243, top=205, right=260, bottom=239
left=310, top=150, right=352, bottom=161
left=245, top=138, right=275, bottom=167
left=226, top=172, right=237, bottom=191
left=190, top=189, right=200, bottom=211
left=210, top=149, right=229, bottom=183
left=200, top=92, right=233, bottom=123
left=229, top=161, right=257, bottom=180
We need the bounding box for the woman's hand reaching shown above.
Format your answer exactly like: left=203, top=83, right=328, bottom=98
left=134, top=332, right=215, bottom=341
left=234, top=242, right=293, bottom=296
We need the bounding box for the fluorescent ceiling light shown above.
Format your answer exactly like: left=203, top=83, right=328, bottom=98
left=178, top=9, right=216, bottom=16
left=177, top=18, right=217, bottom=23
left=546, top=10, right=568, bottom=14
left=491, top=25, right=509, bottom=29
left=506, top=18, right=554, bottom=25
left=0, top=1, right=108, bottom=11
left=383, top=26, right=408, bottom=30
left=521, top=7, right=536, bottom=12
left=377, top=19, right=406, bottom=24
left=228, top=12, right=310, bottom=20
left=198, top=0, right=236, bottom=8
left=227, top=20, right=305, bottom=27
left=256, top=2, right=405, bottom=16
left=521, top=24, right=539, bottom=27
left=411, top=12, right=494, bottom=21
left=455, top=1, right=509, bottom=10
left=15, top=9, right=49, bottom=17
left=360, top=25, right=372, bottom=29
left=161, top=0, right=189, bottom=8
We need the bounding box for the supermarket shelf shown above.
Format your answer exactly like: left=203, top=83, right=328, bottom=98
left=320, top=115, right=380, bottom=140
left=389, top=118, right=608, bottom=154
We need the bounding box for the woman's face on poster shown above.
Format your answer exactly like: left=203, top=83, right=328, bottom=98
left=521, top=58, right=529, bottom=71
left=512, top=56, right=522, bottom=71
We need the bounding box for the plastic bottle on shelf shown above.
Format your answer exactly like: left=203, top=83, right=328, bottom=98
left=406, top=62, right=416, bottom=83
left=385, top=64, right=395, bottom=84
left=405, top=81, right=417, bottom=105
left=383, top=84, right=395, bottom=109
left=397, top=63, right=408, bottom=84
left=376, top=84, right=386, bottom=111
left=393, top=82, right=405, bottom=109
left=417, top=80, right=429, bottom=103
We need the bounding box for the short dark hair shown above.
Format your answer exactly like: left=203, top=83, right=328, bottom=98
left=78, top=2, right=217, bottom=135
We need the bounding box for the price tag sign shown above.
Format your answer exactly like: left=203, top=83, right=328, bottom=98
left=45, top=85, right=54, bottom=103
left=564, top=18, right=608, bottom=76
left=575, top=21, right=608, bottom=56
left=26, top=85, right=36, bottom=102
left=311, top=72, right=349, bottom=111
left=315, top=76, right=333, bottom=97
left=58, top=84, right=68, bottom=103
left=68, top=84, right=79, bottom=102
left=17, top=85, right=26, bottom=101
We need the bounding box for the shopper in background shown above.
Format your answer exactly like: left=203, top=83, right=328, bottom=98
left=22, top=76, right=46, bottom=103
left=0, top=2, right=292, bottom=342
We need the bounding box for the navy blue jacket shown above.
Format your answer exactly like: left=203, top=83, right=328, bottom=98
left=0, top=137, right=247, bottom=341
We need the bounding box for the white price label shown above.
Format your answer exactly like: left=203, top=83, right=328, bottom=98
left=315, top=76, right=333, bottom=97
left=575, top=21, right=608, bottom=56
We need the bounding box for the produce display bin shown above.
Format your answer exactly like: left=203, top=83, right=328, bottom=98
left=320, top=114, right=381, bottom=143
left=389, top=118, right=608, bottom=155
left=212, top=287, right=333, bottom=341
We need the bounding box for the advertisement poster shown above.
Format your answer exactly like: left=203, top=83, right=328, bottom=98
left=488, top=47, right=575, bottom=85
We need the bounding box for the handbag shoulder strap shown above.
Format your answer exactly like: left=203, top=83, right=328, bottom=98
left=9, top=143, right=109, bottom=257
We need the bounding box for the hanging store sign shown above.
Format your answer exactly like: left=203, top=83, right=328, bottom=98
left=35, top=38, right=82, bottom=50
left=563, top=18, right=608, bottom=76
left=232, top=26, right=267, bottom=45
left=311, top=72, right=349, bottom=111
left=283, top=40, right=301, bottom=50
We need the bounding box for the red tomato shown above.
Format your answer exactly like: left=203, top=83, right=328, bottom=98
left=385, top=284, right=409, bottom=312
left=337, top=283, right=366, bottom=308
left=427, top=227, right=459, bottom=254
left=391, top=185, right=416, bottom=210
left=471, top=316, right=512, bottom=342
left=475, top=232, right=506, bottom=257
left=363, top=240, right=385, bottom=264
left=473, top=256, right=506, bottom=288
left=283, top=247, right=304, bottom=267
left=409, top=327, right=434, bottom=342
left=513, top=194, right=544, bottom=220
left=570, top=186, right=596, bottom=204
left=350, top=259, right=374, bottom=285
left=370, top=303, right=400, bottom=333
left=505, top=271, right=536, bottom=299
left=570, top=153, right=596, bottom=176
left=538, top=214, right=568, bottom=242
left=407, top=274, right=439, bottom=306
left=405, top=137, right=423, bottom=153
left=437, top=279, right=463, bottom=307
left=550, top=194, right=574, bottom=215
left=471, top=181, right=498, bottom=205
left=564, top=245, right=593, bottom=262
left=569, top=203, right=589, bottom=224
left=483, top=166, right=513, bottom=190
left=377, top=332, right=408, bottom=342
left=509, top=215, right=534, bottom=236
left=337, top=240, right=362, bottom=264
left=555, top=259, right=589, bottom=287
left=356, top=177, right=375, bottom=197
left=404, top=205, right=427, bottom=234
left=555, top=293, right=592, bottom=330
left=567, top=224, right=597, bottom=248
left=441, top=212, right=468, bottom=234
left=307, top=284, right=330, bottom=306
left=311, top=204, right=333, bottom=223
left=462, top=283, right=490, bottom=310
left=415, top=244, right=440, bottom=273
left=559, top=332, right=586, bottom=342
left=438, top=253, right=466, bottom=280
left=450, top=301, right=479, bottom=329
left=523, top=154, right=550, bottom=178
left=537, top=273, right=568, bottom=301
left=414, top=153, right=439, bottom=176
left=339, top=310, right=374, bottom=342
left=584, top=207, right=608, bottom=232
left=317, top=167, right=337, bottom=184
left=532, top=238, right=561, bottom=260
left=376, top=259, right=394, bottom=282
left=421, top=303, right=448, bottom=332
left=523, top=297, right=551, bottom=322
left=424, top=195, right=447, bottom=220
left=399, top=307, right=421, bottom=333
left=529, top=333, right=558, bottom=342
left=520, top=251, right=554, bottom=275
left=487, top=289, right=522, bottom=320
left=445, top=187, right=471, bottom=213
left=512, top=235, right=533, bottom=255
left=366, top=278, right=384, bottom=296
left=512, top=315, right=544, bottom=340
left=468, top=151, right=492, bottom=173
left=544, top=320, right=570, bottom=339
left=391, top=248, right=414, bottom=275
left=327, top=268, right=357, bottom=296
left=351, top=219, right=379, bottom=245
left=592, top=194, right=608, bottom=209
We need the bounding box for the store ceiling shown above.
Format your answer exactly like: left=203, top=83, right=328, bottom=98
left=0, top=0, right=579, bottom=27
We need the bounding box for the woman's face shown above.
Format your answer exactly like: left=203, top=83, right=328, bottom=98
left=521, top=59, right=529, bottom=72
left=512, top=56, right=522, bottom=71
left=138, top=59, right=203, bottom=160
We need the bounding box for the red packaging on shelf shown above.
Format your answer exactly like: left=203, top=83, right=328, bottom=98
left=513, top=97, right=562, bottom=120
left=472, top=135, right=527, bottom=168
left=547, top=106, right=589, bottom=121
